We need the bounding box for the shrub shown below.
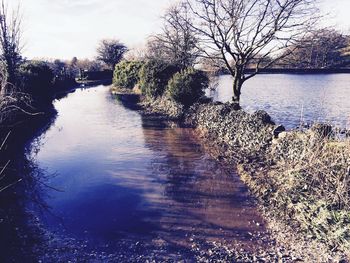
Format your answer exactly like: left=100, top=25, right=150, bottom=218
left=17, top=61, right=55, bottom=107
left=139, top=60, right=180, bottom=98
left=166, top=68, right=208, bottom=106
left=113, top=61, right=143, bottom=89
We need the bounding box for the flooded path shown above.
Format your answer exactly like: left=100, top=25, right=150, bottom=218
left=8, top=86, right=272, bottom=260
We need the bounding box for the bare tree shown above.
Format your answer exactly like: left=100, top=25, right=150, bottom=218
left=0, top=0, right=22, bottom=86
left=124, top=45, right=147, bottom=61
left=96, top=39, right=127, bottom=70
left=148, top=3, right=200, bottom=69
left=187, top=0, right=319, bottom=103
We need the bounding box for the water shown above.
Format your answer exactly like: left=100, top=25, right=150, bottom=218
left=21, top=86, right=269, bottom=260
left=210, top=74, right=350, bottom=129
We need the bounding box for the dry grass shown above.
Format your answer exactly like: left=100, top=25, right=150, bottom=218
left=0, top=61, right=40, bottom=127
left=0, top=63, right=28, bottom=192
left=0, top=88, right=35, bottom=125
left=247, top=128, right=350, bottom=252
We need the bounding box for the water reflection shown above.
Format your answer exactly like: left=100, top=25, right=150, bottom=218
left=211, top=74, right=350, bottom=129
left=0, top=114, right=57, bottom=262
left=141, top=118, right=268, bottom=249
left=9, top=86, right=271, bottom=259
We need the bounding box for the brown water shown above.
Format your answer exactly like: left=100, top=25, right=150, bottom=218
left=21, top=86, right=269, bottom=260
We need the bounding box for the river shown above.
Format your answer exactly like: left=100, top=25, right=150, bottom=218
left=6, top=86, right=271, bottom=261
left=211, top=74, right=350, bottom=129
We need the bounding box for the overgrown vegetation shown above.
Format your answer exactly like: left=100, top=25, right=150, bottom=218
left=237, top=133, right=350, bottom=258
left=112, top=59, right=209, bottom=108
left=138, top=59, right=180, bottom=98
left=264, top=129, right=350, bottom=251
left=166, top=68, right=208, bottom=107
left=0, top=61, right=35, bottom=127
left=113, top=61, right=143, bottom=89
left=17, top=61, right=54, bottom=106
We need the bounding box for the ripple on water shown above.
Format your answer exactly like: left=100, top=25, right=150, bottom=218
left=210, top=74, right=350, bottom=129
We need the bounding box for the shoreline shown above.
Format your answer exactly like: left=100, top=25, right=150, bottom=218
left=214, top=68, right=350, bottom=76
left=112, top=87, right=350, bottom=261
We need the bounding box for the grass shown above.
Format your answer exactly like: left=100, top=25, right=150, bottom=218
left=240, top=129, right=350, bottom=253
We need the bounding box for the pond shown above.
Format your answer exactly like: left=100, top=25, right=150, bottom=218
left=9, top=86, right=270, bottom=260
left=210, top=74, right=350, bottom=130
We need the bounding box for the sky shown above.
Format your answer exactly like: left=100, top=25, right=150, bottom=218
left=8, top=0, right=350, bottom=60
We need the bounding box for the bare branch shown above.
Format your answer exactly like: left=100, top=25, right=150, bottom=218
left=187, top=0, right=320, bottom=102
left=147, top=2, right=200, bottom=69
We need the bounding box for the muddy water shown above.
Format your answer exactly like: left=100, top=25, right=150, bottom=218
left=23, top=86, right=270, bottom=259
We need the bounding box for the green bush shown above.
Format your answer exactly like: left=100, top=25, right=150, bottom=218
left=139, top=60, right=180, bottom=98
left=113, top=61, right=143, bottom=89
left=18, top=61, right=55, bottom=102
left=166, top=68, right=208, bottom=106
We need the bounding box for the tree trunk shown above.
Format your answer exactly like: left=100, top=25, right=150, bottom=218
left=232, top=70, right=244, bottom=103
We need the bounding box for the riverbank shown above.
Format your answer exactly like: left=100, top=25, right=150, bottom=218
left=76, top=78, right=112, bottom=87
left=184, top=103, right=350, bottom=261
left=112, top=87, right=350, bottom=261
left=0, top=80, right=97, bottom=262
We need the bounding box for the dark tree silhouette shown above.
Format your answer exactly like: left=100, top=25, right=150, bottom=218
left=96, top=39, right=127, bottom=70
